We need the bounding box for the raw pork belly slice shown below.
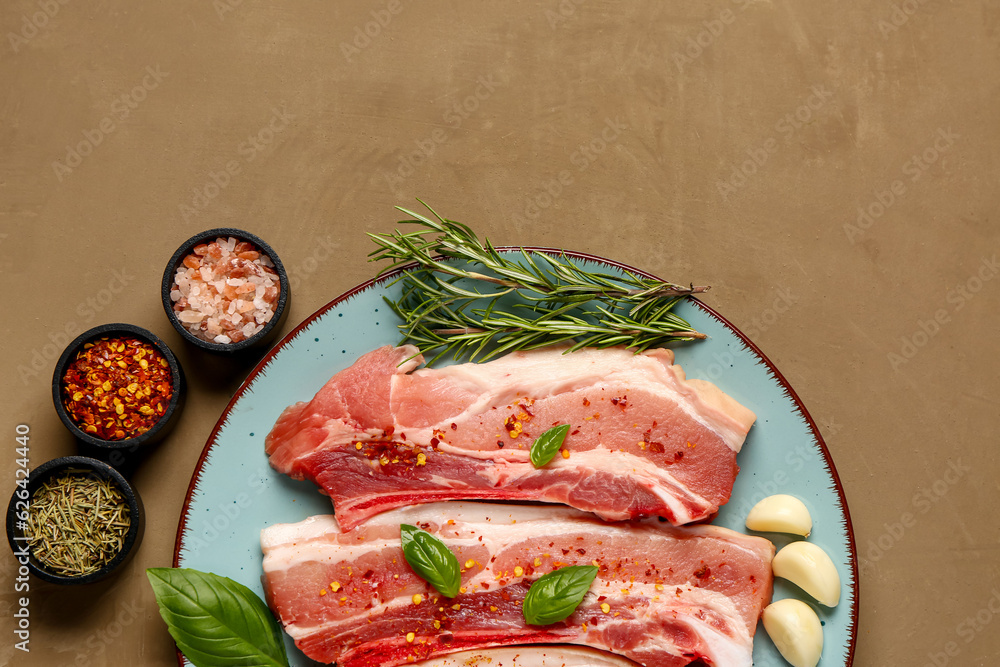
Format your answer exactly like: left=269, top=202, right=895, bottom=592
left=266, top=345, right=755, bottom=530
left=261, top=503, right=774, bottom=667
left=415, top=646, right=640, bottom=667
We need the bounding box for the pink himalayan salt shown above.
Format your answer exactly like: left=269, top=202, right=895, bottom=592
left=170, top=237, right=280, bottom=344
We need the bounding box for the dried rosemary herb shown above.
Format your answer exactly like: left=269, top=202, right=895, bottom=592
left=26, top=470, right=131, bottom=577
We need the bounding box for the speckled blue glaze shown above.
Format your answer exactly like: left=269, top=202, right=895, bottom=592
left=175, top=250, right=856, bottom=667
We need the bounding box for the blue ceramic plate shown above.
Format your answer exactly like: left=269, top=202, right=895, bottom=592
left=174, top=250, right=858, bottom=667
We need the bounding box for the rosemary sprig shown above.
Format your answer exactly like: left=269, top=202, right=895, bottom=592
left=387, top=283, right=704, bottom=365
left=370, top=201, right=708, bottom=364
left=368, top=201, right=709, bottom=307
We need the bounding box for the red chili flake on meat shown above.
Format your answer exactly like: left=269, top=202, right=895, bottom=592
left=384, top=426, right=395, bottom=436
left=610, top=398, right=618, bottom=405
left=496, top=441, right=505, bottom=449
left=561, top=548, right=570, bottom=555
left=647, top=441, right=665, bottom=454
left=480, top=582, right=490, bottom=589
left=450, top=423, right=457, bottom=430
left=571, top=429, right=580, bottom=435
left=582, top=398, right=590, bottom=406
left=694, top=565, right=711, bottom=579
left=597, top=595, right=607, bottom=602
left=749, top=575, right=756, bottom=583
left=363, top=570, right=374, bottom=579
left=430, top=437, right=439, bottom=446
left=673, top=451, right=684, bottom=462
left=520, top=404, right=535, bottom=417
left=576, top=548, right=586, bottom=555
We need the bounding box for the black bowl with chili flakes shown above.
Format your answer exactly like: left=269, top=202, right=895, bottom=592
left=161, top=228, right=290, bottom=354
left=6, top=456, right=145, bottom=585
left=51, top=323, right=185, bottom=466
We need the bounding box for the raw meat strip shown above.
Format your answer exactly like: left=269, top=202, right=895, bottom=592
left=261, top=503, right=774, bottom=667
left=266, top=345, right=755, bottom=530
left=415, top=646, right=640, bottom=667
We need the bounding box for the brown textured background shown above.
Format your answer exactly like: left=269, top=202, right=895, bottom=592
left=2, top=1, right=999, bottom=665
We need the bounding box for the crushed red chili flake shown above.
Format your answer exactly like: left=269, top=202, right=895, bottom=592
left=61, top=336, right=173, bottom=440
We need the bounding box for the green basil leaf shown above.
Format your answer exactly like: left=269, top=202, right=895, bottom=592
left=529, top=424, right=571, bottom=468
left=400, top=524, right=461, bottom=598
left=522, top=565, right=599, bottom=626
left=146, top=568, right=289, bottom=667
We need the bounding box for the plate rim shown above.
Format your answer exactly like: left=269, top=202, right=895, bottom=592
left=171, top=247, right=858, bottom=666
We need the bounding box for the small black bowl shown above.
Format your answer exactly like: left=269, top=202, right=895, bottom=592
left=161, top=228, right=290, bottom=354
left=6, top=456, right=145, bottom=585
left=52, top=323, right=185, bottom=467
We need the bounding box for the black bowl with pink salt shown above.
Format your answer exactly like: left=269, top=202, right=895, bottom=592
left=161, top=229, right=290, bottom=354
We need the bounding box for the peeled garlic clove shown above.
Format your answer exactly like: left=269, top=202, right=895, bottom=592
left=746, top=494, right=813, bottom=537
left=772, top=541, right=841, bottom=607
left=762, top=598, right=823, bottom=667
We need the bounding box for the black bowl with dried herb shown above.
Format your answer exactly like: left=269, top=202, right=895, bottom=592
left=6, top=456, right=145, bottom=585
left=52, top=323, right=186, bottom=467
